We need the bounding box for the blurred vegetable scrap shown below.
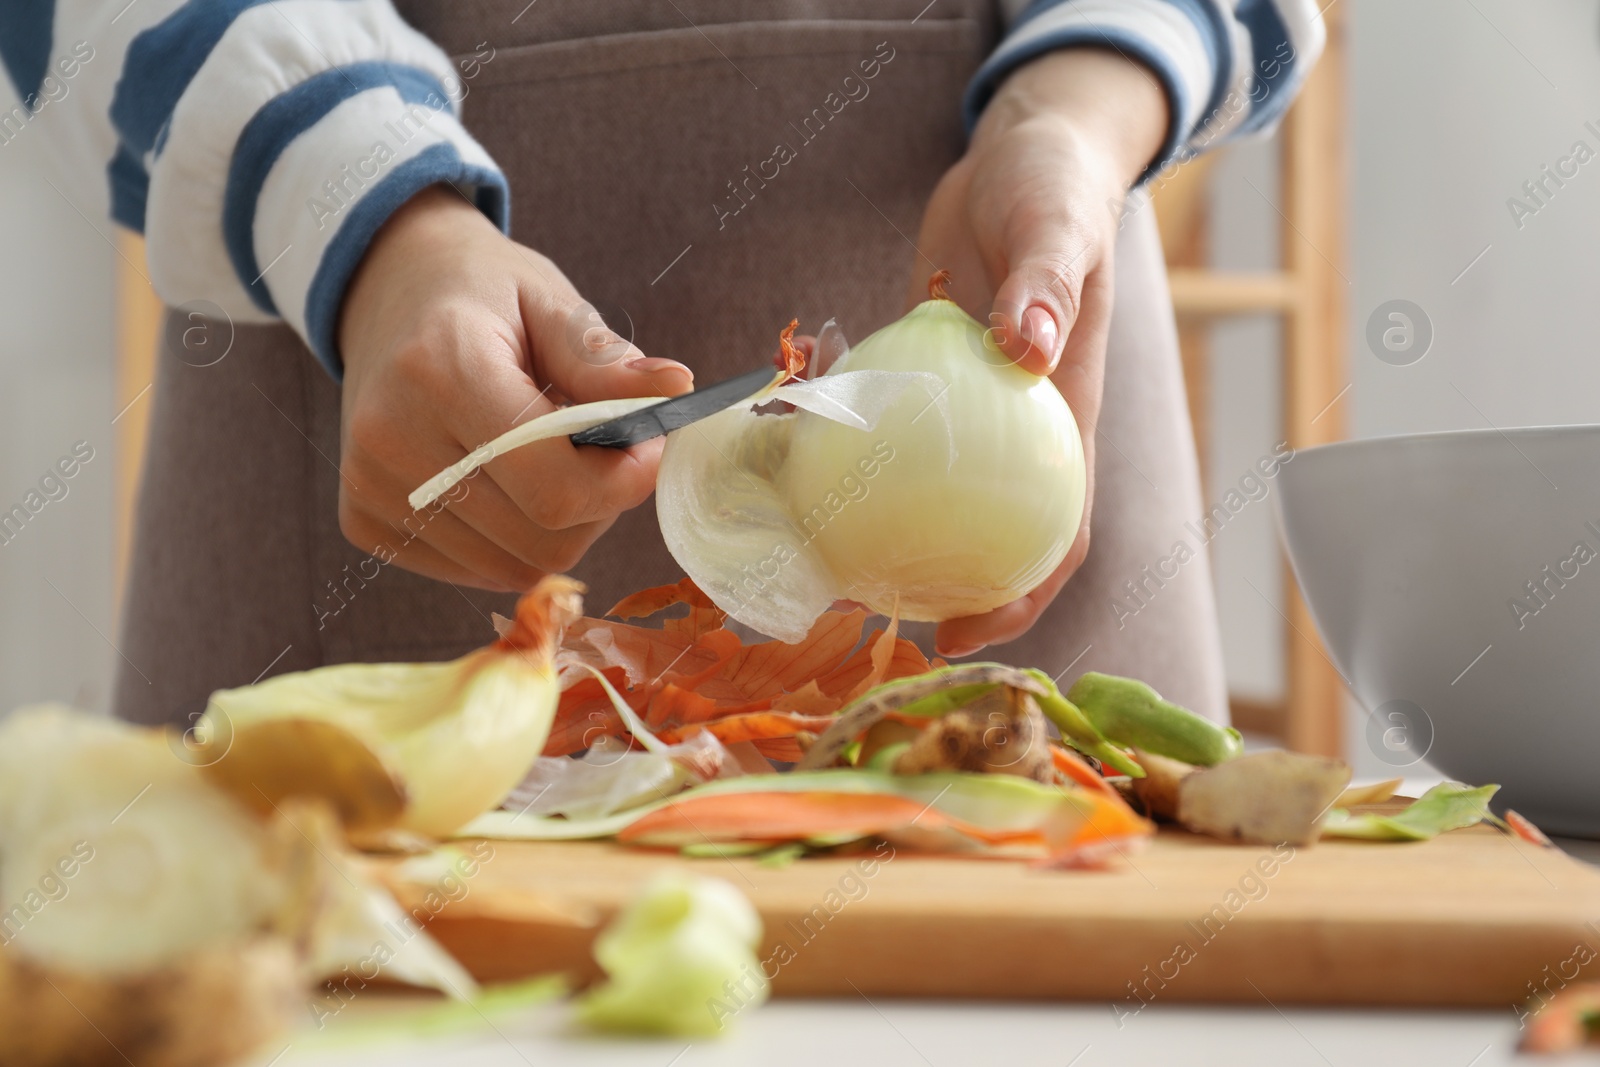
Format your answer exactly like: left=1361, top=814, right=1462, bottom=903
left=577, top=874, right=767, bottom=1036
left=1320, top=783, right=1499, bottom=841
left=1170, top=751, right=1350, bottom=847
left=194, top=575, right=582, bottom=839
left=0, top=706, right=474, bottom=1067
left=1521, top=982, right=1600, bottom=1054
left=295, top=975, right=568, bottom=1052
left=1333, top=778, right=1402, bottom=808
left=1503, top=809, right=1555, bottom=848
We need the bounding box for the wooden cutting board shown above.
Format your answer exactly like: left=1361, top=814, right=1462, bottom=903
left=392, top=814, right=1600, bottom=1009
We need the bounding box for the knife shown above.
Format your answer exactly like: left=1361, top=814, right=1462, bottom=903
left=568, top=365, right=778, bottom=448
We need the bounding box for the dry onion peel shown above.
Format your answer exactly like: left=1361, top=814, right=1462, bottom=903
left=545, top=579, right=940, bottom=761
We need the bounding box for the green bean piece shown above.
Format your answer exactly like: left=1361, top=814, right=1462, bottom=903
left=1021, top=669, right=1145, bottom=779
left=1065, top=671, right=1243, bottom=767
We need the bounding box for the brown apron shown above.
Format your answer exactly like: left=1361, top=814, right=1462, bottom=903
left=113, top=0, right=1228, bottom=729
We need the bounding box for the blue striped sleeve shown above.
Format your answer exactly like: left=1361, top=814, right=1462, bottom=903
left=0, top=0, right=56, bottom=108
left=966, top=0, right=1325, bottom=183
left=1, top=0, right=509, bottom=378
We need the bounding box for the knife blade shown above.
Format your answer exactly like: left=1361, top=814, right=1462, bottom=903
left=568, top=366, right=777, bottom=448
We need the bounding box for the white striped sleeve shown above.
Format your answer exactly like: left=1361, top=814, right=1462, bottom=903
left=966, top=0, right=1326, bottom=183
left=0, top=0, right=507, bottom=377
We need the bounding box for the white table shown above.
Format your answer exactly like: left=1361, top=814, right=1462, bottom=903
left=268, top=783, right=1597, bottom=1067
left=276, top=998, right=1553, bottom=1067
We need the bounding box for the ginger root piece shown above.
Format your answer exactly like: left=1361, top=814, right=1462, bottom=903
left=1126, top=749, right=1198, bottom=821
left=1177, top=750, right=1351, bottom=846
left=894, top=686, right=1053, bottom=782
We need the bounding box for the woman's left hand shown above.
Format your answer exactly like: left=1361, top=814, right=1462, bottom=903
left=909, top=49, right=1169, bottom=657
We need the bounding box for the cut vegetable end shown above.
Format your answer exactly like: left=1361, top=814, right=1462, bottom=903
left=1504, top=809, right=1554, bottom=848
left=928, top=269, right=952, bottom=302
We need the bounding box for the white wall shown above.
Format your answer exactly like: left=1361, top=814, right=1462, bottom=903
left=0, top=78, right=117, bottom=715
left=1206, top=0, right=1600, bottom=774
left=1349, top=0, right=1600, bottom=435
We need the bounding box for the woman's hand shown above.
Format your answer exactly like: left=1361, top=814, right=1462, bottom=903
left=336, top=187, right=693, bottom=591
left=909, top=49, right=1169, bottom=656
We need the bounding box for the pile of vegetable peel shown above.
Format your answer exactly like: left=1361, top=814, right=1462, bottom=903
left=548, top=577, right=942, bottom=763
left=471, top=579, right=1506, bottom=871
left=0, top=574, right=1525, bottom=1062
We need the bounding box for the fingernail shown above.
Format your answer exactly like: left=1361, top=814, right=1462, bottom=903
left=937, top=642, right=983, bottom=658
left=624, top=355, right=692, bottom=379
left=1023, top=306, right=1060, bottom=370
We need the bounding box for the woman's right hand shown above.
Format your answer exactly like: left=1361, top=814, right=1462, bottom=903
left=336, top=186, right=693, bottom=591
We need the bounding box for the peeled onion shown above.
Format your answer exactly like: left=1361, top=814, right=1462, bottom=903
left=657, top=276, right=1085, bottom=639
left=779, top=283, right=1085, bottom=620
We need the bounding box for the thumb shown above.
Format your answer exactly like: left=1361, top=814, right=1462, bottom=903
left=523, top=284, right=694, bottom=403
left=990, top=237, right=1094, bottom=376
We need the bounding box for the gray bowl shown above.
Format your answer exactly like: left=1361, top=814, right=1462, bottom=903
left=1276, top=426, right=1600, bottom=838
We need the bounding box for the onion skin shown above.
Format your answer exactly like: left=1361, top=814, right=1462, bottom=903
left=780, top=297, right=1086, bottom=621
left=196, top=576, right=583, bottom=838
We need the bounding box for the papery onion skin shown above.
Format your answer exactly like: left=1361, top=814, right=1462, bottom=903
left=780, top=296, right=1086, bottom=621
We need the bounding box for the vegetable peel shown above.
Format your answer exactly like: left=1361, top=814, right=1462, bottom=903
left=576, top=874, right=766, bottom=1036
left=467, top=768, right=1151, bottom=868
left=196, top=576, right=582, bottom=838
left=0, top=707, right=482, bottom=1067
left=1320, top=782, right=1499, bottom=841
